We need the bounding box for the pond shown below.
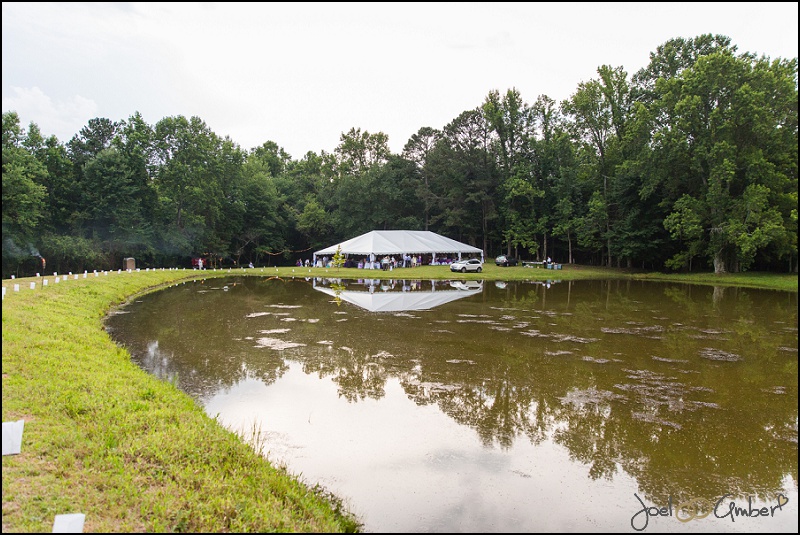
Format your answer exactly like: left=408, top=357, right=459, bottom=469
left=105, top=276, right=798, bottom=532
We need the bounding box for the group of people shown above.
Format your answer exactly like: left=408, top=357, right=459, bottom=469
left=378, top=254, right=424, bottom=270
left=195, top=254, right=500, bottom=270
left=303, top=254, right=428, bottom=269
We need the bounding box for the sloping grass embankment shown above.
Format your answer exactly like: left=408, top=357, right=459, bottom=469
left=2, top=269, right=360, bottom=533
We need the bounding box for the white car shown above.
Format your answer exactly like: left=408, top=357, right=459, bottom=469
left=449, top=258, right=483, bottom=273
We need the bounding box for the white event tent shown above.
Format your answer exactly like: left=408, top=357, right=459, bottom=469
left=312, top=230, right=484, bottom=266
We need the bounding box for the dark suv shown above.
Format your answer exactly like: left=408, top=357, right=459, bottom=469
left=495, top=255, right=518, bottom=267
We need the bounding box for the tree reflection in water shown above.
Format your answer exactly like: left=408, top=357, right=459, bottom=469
left=107, top=276, right=798, bottom=529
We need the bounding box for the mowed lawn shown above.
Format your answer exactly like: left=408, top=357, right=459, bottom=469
left=2, top=268, right=360, bottom=533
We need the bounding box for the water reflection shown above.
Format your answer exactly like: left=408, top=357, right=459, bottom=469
left=106, top=277, right=798, bottom=532
left=312, top=277, right=484, bottom=312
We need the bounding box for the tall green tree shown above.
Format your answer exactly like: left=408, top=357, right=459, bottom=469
left=238, top=145, right=290, bottom=264
left=81, top=147, right=153, bottom=266
left=2, top=112, right=47, bottom=272
left=67, top=117, right=120, bottom=179
left=152, top=115, right=224, bottom=259
left=402, top=126, right=441, bottom=230
left=29, top=133, right=76, bottom=234
left=632, top=34, right=736, bottom=105
left=427, top=108, right=497, bottom=250
left=368, top=155, right=424, bottom=230
left=286, top=151, right=335, bottom=251
left=327, top=127, right=398, bottom=242
left=562, top=66, right=632, bottom=266
left=332, top=127, right=390, bottom=178
left=532, top=95, right=580, bottom=262
left=654, top=49, right=798, bottom=272
left=483, top=88, right=537, bottom=256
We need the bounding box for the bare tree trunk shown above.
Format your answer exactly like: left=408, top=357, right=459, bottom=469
left=482, top=201, right=488, bottom=255
left=568, top=232, right=573, bottom=264
left=543, top=232, right=548, bottom=262
left=713, top=251, right=727, bottom=274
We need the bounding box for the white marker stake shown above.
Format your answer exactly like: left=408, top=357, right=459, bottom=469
left=52, top=513, right=85, bottom=533
left=30, top=282, right=36, bottom=290
left=2, top=420, right=24, bottom=455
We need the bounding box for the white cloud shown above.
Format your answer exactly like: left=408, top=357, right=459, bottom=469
left=2, top=86, right=98, bottom=141
left=2, top=2, right=797, bottom=156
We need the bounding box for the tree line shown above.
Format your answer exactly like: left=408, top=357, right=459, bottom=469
left=2, top=35, right=797, bottom=278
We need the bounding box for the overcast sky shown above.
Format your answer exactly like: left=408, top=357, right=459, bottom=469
left=3, top=2, right=798, bottom=158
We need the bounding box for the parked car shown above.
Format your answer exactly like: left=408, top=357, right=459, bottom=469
left=495, top=255, right=518, bottom=267
left=450, top=258, right=483, bottom=273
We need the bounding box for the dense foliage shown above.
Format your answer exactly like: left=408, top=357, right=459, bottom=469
left=3, top=35, right=797, bottom=277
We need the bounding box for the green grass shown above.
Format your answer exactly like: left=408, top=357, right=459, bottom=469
left=289, top=262, right=797, bottom=291
left=2, top=269, right=361, bottom=533
left=627, top=269, right=798, bottom=291
left=2, top=264, right=795, bottom=532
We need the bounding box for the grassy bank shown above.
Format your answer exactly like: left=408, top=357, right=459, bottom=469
left=263, top=262, right=797, bottom=291
left=2, top=269, right=360, bottom=533
left=2, top=265, right=795, bottom=532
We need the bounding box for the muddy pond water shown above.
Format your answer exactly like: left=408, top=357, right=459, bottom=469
left=105, top=276, right=798, bottom=532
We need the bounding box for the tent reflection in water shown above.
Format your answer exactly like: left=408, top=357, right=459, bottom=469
left=313, top=278, right=483, bottom=312
left=312, top=230, right=484, bottom=267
